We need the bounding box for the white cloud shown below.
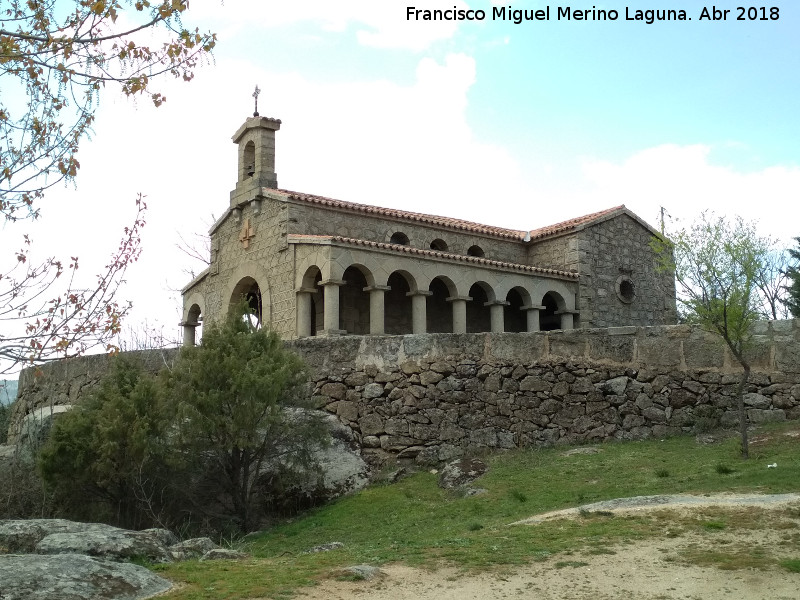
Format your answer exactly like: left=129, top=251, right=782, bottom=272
left=577, top=144, right=800, bottom=243
left=190, top=0, right=468, bottom=51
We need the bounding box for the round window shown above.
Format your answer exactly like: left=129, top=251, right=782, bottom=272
left=615, top=276, right=635, bottom=304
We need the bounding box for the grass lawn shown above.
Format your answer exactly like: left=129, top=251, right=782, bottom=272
left=152, top=421, right=800, bottom=599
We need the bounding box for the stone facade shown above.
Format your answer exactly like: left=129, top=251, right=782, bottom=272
left=179, top=115, right=676, bottom=344
left=9, top=322, right=800, bottom=456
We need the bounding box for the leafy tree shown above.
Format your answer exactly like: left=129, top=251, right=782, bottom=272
left=1, top=197, right=146, bottom=373
left=786, top=237, right=800, bottom=317
left=0, top=1, right=214, bottom=372
left=1, top=0, right=216, bottom=220
left=38, top=355, right=171, bottom=528
left=163, top=304, right=326, bottom=533
left=654, top=213, right=769, bottom=458
left=754, top=246, right=791, bottom=320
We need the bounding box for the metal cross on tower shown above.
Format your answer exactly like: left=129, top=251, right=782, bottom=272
left=252, top=85, right=261, bottom=117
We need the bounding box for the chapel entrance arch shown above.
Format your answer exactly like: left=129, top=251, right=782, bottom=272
left=230, top=276, right=263, bottom=329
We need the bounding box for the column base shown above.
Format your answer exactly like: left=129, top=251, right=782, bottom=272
left=317, top=329, right=348, bottom=337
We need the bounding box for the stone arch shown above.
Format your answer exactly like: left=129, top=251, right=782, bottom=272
left=467, top=245, right=485, bottom=257
left=504, top=287, right=528, bottom=333
left=389, top=231, right=410, bottom=246
left=242, top=140, right=255, bottom=180
left=427, top=276, right=456, bottom=333
left=385, top=270, right=414, bottom=335
left=230, top=277, right=266, bottom=329
left=340, top=264, right=373, bottom=335
left=540, top=290, right=566, bottom=331
left=430, top=238, right=448, bottom=252
left=225, top=263, right=272, bottom=328
left=182, top=294, right=205, bottom=346
left=298, top=265, right=323, bottom=336
left=466, top=281, right=495, bottom=333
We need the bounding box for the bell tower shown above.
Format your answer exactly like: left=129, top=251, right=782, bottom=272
left=232, top=115, right=281, bottom=191
left=231, top=86, right=280, bottom=205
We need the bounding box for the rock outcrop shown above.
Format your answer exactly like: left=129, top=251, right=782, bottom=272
left=0, top=518, right=251, bottom=599
left=0, top=554, right=172, bottom=600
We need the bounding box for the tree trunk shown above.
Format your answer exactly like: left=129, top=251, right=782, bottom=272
left=736, top=363, right=750, bottom=459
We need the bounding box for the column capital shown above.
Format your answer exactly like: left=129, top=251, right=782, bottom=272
left=446, top=295, right=472, bottom=303
left=520, top=304, right=546, bottom=311
left=556, top=309, right=580, bottom=315
left=363, top=285, right=392, bottom=292
left=484, top=300, right=510, bottom=307
left=406, top=290, right=433, bottom=297
left=295, top=286, right=319, bottom=294
left=319, top=278, right=345, bottom=287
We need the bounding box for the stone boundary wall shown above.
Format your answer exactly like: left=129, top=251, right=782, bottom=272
left=7, top=350, right=178, bottom=445
left=291, top=320, right=800, bottom=462
left=7, top=322, right=800, bottom=455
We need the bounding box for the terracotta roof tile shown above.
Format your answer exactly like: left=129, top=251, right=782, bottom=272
left=287, top=234, right=579, bottom=280
left=276, top=189, right=528, bottom=240
left=527, top=205, right=625, bottom=241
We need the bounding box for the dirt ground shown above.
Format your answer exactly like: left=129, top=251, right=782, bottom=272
left=295, top=494, right=800, bottom=600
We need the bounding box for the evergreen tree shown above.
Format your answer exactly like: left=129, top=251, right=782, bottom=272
left=785, top=237, right=800, bottom=317
left=163, top=304, right=326, bottom=533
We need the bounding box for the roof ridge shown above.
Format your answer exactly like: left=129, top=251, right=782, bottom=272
left=527, top=205, right=626, bottom=241
left=277, top=189, right=528, bottom=240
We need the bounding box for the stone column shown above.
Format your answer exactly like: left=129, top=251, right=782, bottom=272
left=364, top=285, right=391, bottom=335
left=522, top=305, right=545, bottom=332
left=447, top=295, right=471, bottom=334
left=295, top=287, right=317, bottom=337
left=180, top=321, right=197, bottom=347
left=407, top=291, right=432, bottom=334
left=487, top=301, right=508, bottom=333
left=319, top=279, right=346, bottom=335
left=557, top=310, right=575, bottom=330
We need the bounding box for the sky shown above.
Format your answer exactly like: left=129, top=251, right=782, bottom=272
left=2, top=0, right=800, bottom=370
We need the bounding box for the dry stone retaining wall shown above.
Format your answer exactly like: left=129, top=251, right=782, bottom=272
left=8, top=322, right=800, bottom=457
left=291, top=320, right=800, bottom=462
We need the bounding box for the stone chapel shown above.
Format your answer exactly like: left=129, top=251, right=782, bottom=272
left=180, top=114, right=677, bottom=345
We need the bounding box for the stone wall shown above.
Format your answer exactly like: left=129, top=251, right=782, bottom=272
left=9, top=322, right=800, bottom=457
left=290, top=321, right=800, bottom=462
left=6, top=350, right=178, bottom=445
left=577, top=214, right=677, bottom=328
left=286, top=198, right=528, bottom=265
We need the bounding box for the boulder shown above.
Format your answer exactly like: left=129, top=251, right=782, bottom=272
left=34, top=527, right=173, bottom=563
left=0, top=519, right=114, bottom=554
left=438, top=457, right=488, bottom=490
left=168, top=537, right=219, bottom=560
left=334, top=565, right=384, bottom=581
left=200, top=548, right=248, bottom=561
left=0, top=553, right=171, bottom=600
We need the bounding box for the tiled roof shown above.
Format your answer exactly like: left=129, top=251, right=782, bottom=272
left=527, top=205, right=625, bottom=241
left=276, top=190, right=528, bottom=240
left=287, top=234, right=579, bottom=280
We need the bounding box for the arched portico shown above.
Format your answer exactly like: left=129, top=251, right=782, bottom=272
left=288, top=236, right=579, bottom=337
